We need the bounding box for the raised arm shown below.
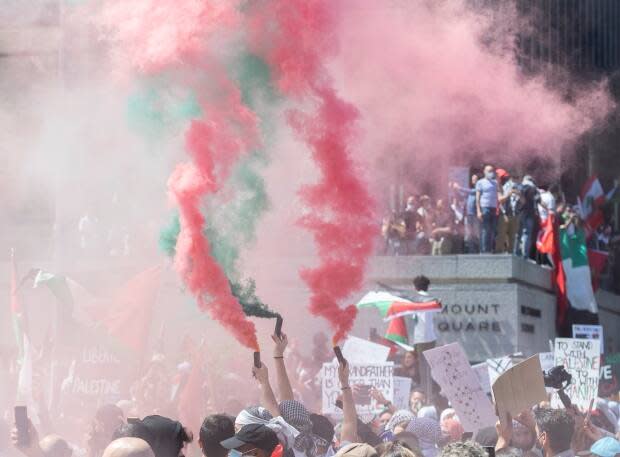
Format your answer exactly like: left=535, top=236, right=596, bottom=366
left=339, top=362, right=358, bottom=444
left=253, top=363, right=281, bottom=418
left=273, top=333, right=295, bottom=401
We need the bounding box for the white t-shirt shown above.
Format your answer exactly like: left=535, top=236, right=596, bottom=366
left=538, top=190, right=556, bottom=222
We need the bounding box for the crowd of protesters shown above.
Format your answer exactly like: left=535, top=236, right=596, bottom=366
left=380, top=165, right=620, bottom=293
left=2, top=329, right=620, bottom=457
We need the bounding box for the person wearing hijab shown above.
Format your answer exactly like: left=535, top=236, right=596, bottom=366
left=279, top=401, right=316, bottom=457
left=385, top=412, right=416, bottom=435
left=234, top=407, right=300, bottom=452
left=405, top=418, right=441, bottom=457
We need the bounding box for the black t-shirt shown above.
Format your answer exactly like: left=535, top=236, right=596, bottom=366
left=517, top=184, right=539, bottom=217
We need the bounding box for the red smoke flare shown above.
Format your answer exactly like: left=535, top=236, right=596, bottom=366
left=248, top=1, right=375, bottom=344
left=169, top=135, right=258, bottom=351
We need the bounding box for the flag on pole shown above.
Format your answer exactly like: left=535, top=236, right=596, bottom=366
left=578, top=176, right=606, bottom=237
left=356, top=290, right=442, bottom=346
left=535, top=215, right=569, bottom=328
left=560, top=226, right=598, bottom=315
left=103, top=265, right=163, bottom=354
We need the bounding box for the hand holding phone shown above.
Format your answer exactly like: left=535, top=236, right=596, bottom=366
left=253, top=351, right=262, bottom=368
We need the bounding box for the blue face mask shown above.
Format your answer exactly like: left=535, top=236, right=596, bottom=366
left=229, top=449, right=257, bottom=457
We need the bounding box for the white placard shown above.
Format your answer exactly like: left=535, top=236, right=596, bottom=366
left=393, top=376, right=413, bottom=410
left=321, top=362, right=394, bottom=416
left=487, top=356, right=513, bottom=388
left=552, top=338, right=600, bottom=410
left=472, top=362, right=491, bottom=394
left=423, top=343, right=497, bottom=432
left=572, top=325, right=604, bottom=354
left=342, top=336, right=391, bottom=364
left=539, top=352, right=555, bottom=373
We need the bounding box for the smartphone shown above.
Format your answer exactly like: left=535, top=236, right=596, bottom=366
left=14, top=406, right=29, bottom=446
left=333, top=346, right=347, bottom=366
left=253, top=351, right=262, bottom=368
left=461, top=432, right=473, bottom=441
left=127, top=417, right=140, bottom=425
left=275, top=316, right=283, bottom=339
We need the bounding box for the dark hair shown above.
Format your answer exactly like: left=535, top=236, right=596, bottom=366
left=534, top=408, right=574, bottom=454
left=310, top=414, right=334, bottom=444
left=375, top=441, right=419, bottom=457
left=393, top=433, right=422, bottom=456
left=440, top=442, right=486, bottom=457
left=114, top=415, right=191, bottom=457
left=413, top=276, right=430, bottom=292
left=199, top=415, right=234, bottom=457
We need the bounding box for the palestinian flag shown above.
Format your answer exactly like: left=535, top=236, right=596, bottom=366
left=535, top=214, right=569, bottom=328
left=560, top=226, right=598, bottom=315
left=356, top=291, right=441, bottom=346
left=33, top=266, right=162, bottom=354
left=578, top=176, right=606, bottom=237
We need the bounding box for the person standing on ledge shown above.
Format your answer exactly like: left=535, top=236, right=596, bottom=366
left=476, top=164, right=499, bottom=254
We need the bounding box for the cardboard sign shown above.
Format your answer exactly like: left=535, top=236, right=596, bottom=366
left=493, top=355, right=547, bottom=425
left=393, top=376, right=413, bottom=410
left=572, top=325, right=604, bottom=354
left=342, top=336, right=391, bottom=364
left=599, top=353, right=620, bottom=397
left=472, top=362, right=492, bottom=395
left=552, top=338, right=600, bottom=410
left=321, top=362, right=394, bottom=416
left=424, top=343, right=496, bottom=432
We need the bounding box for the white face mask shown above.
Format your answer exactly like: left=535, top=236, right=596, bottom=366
left=485, top=171, right=495, bottom=179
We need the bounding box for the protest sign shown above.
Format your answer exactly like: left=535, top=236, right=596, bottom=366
left=552, top=338, right=600, bottom=410
left=599, top=353, right=620, bottom=397
left=486, top=356, right=512, bottom=391
left=342, top=336, right=391, bottom=364
left=493, top=355, right=547, bottom=425
left=572, top=325, right=604, bottom=354
left=393, top=376, right=413, bottom=410
left=472, top=362, right=491, bottom=394
left=424, top=343, right=496, bottom=432
left=539, top=352, right=555, bottom=373
left=321, top=362, right=394, bottom=416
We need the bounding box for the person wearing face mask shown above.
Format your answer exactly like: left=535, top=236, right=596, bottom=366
left=475, top=165, right=499, bottom=254
left=220, top=424, right=279, bottom=457
left=533, top=409, right=575, bottom=457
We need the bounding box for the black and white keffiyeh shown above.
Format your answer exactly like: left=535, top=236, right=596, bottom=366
left=280, top=401, right=316, bottom=457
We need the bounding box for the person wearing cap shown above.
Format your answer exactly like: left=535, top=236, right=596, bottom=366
left=589, top=437, right=620, bottom=457
left=495, top=169, right=518, bottom=254
left=514, top=175, right=540, bottom=259
left=220, top=424, right=279, bottom=457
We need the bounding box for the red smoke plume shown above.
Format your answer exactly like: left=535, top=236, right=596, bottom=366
left=248, top=1, right=375, bottom=343
left=169, top=119, right=259, bottom=351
